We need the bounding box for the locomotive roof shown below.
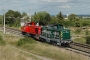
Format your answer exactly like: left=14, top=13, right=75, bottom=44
left=48, top=24, right=63, bottom=27
left=42, top=24, right=64, bottom=30
left=53, top=24, right=63, bottom=26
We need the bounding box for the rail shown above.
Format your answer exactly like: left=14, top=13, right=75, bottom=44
left=72, top=42, right=90, bottom=49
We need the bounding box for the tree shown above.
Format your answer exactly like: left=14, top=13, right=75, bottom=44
left=33, top=12, right=37, bottom=22
left=14, top=11, right=21, bottom=18
left=5, top=10, right=15, bottom=25
left=57, top=11, right=64, bottom=20
left=33, top=11, right=51, bottom=25
left=68, top=14, right=77, bottom=21
left=56, top=11, right=64, bottom=25
left=68, top=14, right=80, bottom=27
left=5, top=10, right=21, bottom=27
left=21, top=12, right=27, bottom=17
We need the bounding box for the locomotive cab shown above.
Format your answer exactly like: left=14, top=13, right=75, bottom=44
left=21, top=22, right=41, bottom=37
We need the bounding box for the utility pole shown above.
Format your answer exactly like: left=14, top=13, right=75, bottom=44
left=2, top=15, right=3, bottom=25
left=3, top=8, right=5, bottom=34
left=29, top=8, right=31, bottom=22
left=2, top=8, right=5, bottom=40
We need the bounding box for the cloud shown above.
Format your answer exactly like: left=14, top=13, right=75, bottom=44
left=0, top=0, right=90, bottom=15
left=55, top=5, right=71, bottom=8
left=61, top=5, right=71, bottom=8
left=42, top=0, right=74, bottom=2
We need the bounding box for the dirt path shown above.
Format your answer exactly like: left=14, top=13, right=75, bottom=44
left=7, top=45, right=54, bottom=60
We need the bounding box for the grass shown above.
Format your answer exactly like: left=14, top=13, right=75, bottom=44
left=0, top=46, right=41, bottom=60
left=0, top=35, right=6, bottom=45
left=69, top=26, right=90, bottom=44
left=0, top=31, right=90, bottom=60
left=0, top=32, right=41, bottom=60
left=0, top=23, right=90, bottom=60
left=16, top=37, right=89, bottom=60
left=81, top=19, right=90, bottom=25
left=22, top=42, right=89, bottom=60
left=73, top=37, right=86, bottom=44
left=0, top=46, right=26, bottom=60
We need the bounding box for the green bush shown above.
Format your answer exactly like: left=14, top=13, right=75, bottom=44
left=82, top=22, right=90, bottom=26
left=86, top=36, right=90, bottom=44
left=74, top=28, right=81, bottom=34
left=85, top=30, right=89, bottom=35
left=0, top=35, right=5, bottom=45
left=17, top=37, right=37, bottom=46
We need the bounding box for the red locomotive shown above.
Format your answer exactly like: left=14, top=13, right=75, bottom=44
left=21, top=22, right=41, bottom=37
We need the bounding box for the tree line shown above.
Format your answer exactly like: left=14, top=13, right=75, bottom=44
left=0, top=10, right=89, bottom=27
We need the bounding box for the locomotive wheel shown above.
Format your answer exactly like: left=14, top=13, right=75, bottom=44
left=25, top=33, right=30, bottom=37
left=39, top=37, right=42, bottom=41
left=22, top=32, right=26, bottom=35
left=39, top=37, right=45, bottom=42
left=39, top=37, right=43, bottom=42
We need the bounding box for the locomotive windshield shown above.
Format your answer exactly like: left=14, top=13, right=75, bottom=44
left=24, top=22, right=36, bottom=26
left=52, top=24, right=64, bottom=29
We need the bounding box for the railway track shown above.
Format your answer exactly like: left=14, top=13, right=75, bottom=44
left=72, top=42, right=90, bottom=49
left=0, top=26, right=90, bottom=57
left=6, top=27, right=22, bottom=36
left=0, top=26, right=23, bottom=36
left=69, top=42, right=90, bottom=57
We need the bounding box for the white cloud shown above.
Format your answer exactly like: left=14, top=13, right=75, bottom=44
left=56, top=5, right=71, bottom=8
left=61, top=5, right=71, bottom=8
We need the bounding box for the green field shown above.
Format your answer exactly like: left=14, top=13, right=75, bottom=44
left=0, top=31, right=89, bottom=60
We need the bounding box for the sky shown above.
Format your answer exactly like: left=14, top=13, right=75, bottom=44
left=0, top=0, right=90, bottom=15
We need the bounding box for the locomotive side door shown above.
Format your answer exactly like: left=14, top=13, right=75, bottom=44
left=35, top=28, right=38, bottom=34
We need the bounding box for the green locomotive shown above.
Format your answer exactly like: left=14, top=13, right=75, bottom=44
left=39, top=24, right=72, bottom=46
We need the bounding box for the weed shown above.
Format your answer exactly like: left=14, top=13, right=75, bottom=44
left=86, top=36, right=90, bottom=44
left=74, top=28, right=81, bottom=34
left=16, top=37, right=37, bottom=46
left=0, top=35, right=6, bottom=45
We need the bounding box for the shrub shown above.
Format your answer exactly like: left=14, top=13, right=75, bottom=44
left=82, top=22, right=89, bottom=26
left=16, top=37, right=36, bottom=46
left=74, top=28, right=81, bottom=34
left=85, top=30, right=89, bottom=35
left=86, top=36, right=90, bottom=44
left=0, top=35, right=5, bottom=45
